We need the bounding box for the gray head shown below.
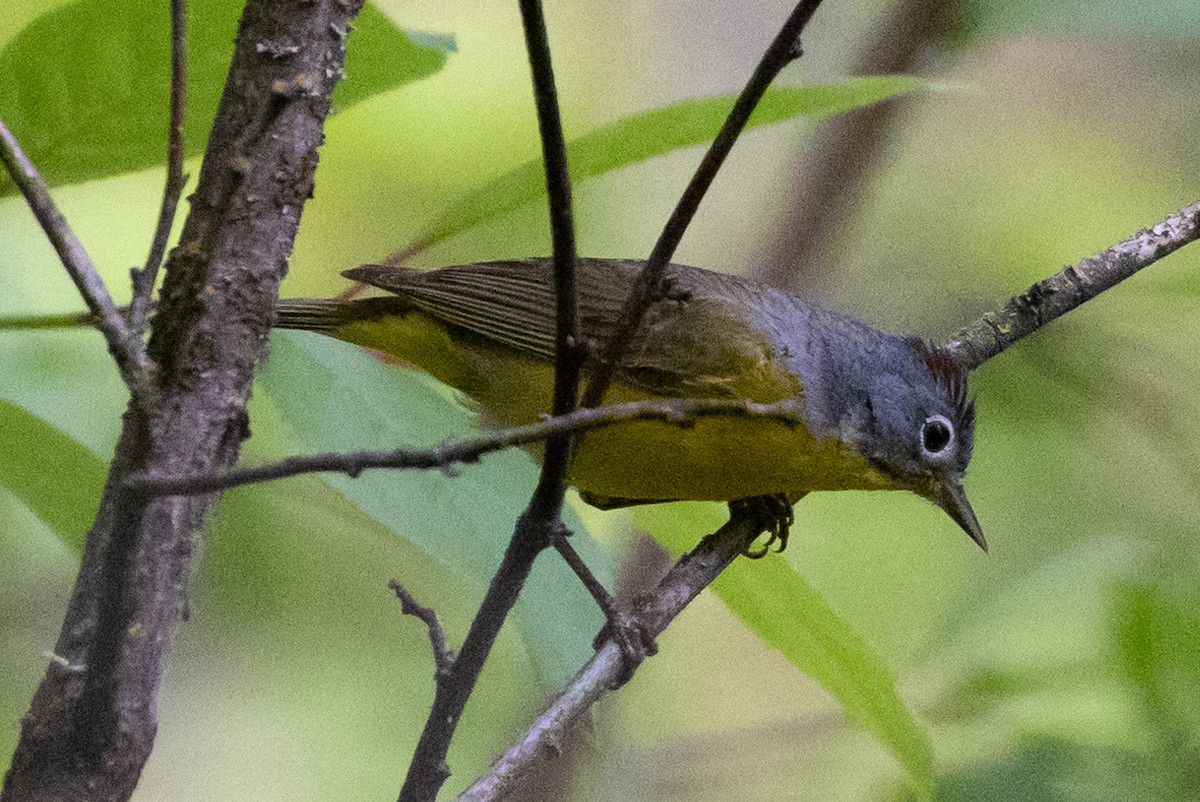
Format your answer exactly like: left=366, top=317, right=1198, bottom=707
left=812, top=325, right=983, bottom=550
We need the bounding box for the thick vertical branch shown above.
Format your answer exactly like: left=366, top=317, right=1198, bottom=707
left=0, top=2, right=363, bottom=801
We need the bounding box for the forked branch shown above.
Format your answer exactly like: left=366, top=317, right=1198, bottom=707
left=0, top=122, right=143, bottom=385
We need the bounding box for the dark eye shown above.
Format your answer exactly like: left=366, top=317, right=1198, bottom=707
left=921, top=415, right=954, bottom=456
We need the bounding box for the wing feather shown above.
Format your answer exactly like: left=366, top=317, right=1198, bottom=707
left=343, top=258, right=801, bottom=401
left=344, top=258, right=635, bottom=359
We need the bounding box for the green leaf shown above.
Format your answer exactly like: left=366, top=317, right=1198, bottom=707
left=0, top=1, right=454, bottom=194
left=962, top=0, right=1200, bottom=39
left=336, top=9, right=456, bottom=114
left=718, top=556, right=935, bottom=799
left=405, top=76, right=923, bottom=254
left=0, top=398, right=107, bottom=554
left=1108, top=555, right=1200, bottom=802
left=1113, top=572, right=1200, bottom=737
left=253, top=331, right=614, bottom=686
left=935, top=737, right=1149, bottom=802
left=638, top=502, right=935, bottom=800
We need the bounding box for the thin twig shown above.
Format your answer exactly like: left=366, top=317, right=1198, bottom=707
left=580, top=0, right=825, bottom=409
left=456, top=509, right=763, bottom=802
left=126, top=397, right=803, bottom=497
left=0, top=311, right=92, bottom=330
left=0, top=120, right=143, bottom=385
left=521, top=0, right=580, bottom=516
left=389, top=581, right=454, bottom=677
left=129, top=0, right=189, bottom=337
left=397, top=4, right=581, bottom=799
left=550, top=530, right=624, bottom=626
left=944, top=199, right=1200, bottom=370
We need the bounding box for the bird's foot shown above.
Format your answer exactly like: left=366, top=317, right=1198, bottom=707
left=730, top=494, right=795, bottom=558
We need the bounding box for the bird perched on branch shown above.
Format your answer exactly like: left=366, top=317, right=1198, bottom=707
left=274, top=257, right=984, bottom=552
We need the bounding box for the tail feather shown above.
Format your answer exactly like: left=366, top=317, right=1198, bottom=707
left=273, top=296, right=412, bottom=333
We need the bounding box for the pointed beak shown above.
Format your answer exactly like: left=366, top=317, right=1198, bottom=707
left=933, top=477, right=987, bottom=552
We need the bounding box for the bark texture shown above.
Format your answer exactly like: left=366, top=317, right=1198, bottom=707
left=1, top=2, right=363, bottom=799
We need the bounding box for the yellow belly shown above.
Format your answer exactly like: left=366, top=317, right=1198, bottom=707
left=568, top=411, right=891, bottom=501
left=336, top=313, right=890, bottom=502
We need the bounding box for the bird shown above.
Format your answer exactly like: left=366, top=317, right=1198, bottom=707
left=274, top=257, right=984, bottom=552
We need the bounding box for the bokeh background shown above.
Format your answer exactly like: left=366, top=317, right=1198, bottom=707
left=2, top=0, right=1199, bottom=799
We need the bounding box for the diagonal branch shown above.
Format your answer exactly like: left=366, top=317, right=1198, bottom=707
left=0, top=121, right=144, bottom=386
left=457, top=510, right=763, bottom=802
left=944, top=200, right=1200, bottom=370
left=580, top=0, right=826, bottom=408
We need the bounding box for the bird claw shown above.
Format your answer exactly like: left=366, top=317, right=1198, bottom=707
left=731, top=494, right=795, bottom=558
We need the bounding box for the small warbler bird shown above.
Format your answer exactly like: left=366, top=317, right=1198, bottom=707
left=275, top=257, right=984, bottom=551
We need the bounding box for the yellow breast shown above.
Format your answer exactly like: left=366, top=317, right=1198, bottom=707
left=336, top=312, right=890, bottom=502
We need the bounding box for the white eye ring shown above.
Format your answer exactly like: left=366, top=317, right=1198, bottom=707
left=921, top=414, right=954, bottom=456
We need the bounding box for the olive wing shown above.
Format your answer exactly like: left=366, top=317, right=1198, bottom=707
left=343, top=258, right=799, bottom=401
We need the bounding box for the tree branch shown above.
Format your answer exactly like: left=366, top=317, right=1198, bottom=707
left=129, top=0, right=189, bottom=338
left=0, top=3, right=363, bottom=800
left=457, top=510, right=763, bottom=802
left=127, top=397, right=802, bottom=496
left=0, top=121, right=144, bottom=386
left=580, top=0, right=826, bottom=408
left=397, top=3, right=581, bottom=799
left=944, top=199, right=1200, bottom=370
left=390, top=581, right=454, bottom=678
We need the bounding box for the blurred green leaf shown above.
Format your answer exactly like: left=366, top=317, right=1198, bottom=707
left=962, top=0, right=1200, bottom=38
left=0, top=398, right=106, bottom=554
left=0, top=1, right=454, bottom=194
left=337, top=10, right=455, bottom=114
left=638, top=502, right=934, bottom=800
left=1112, top=570, right=1200, bottom=795
left=935, top=737, right=1150, bottom=802
left=405, top=76, right=924, bottom=255
left=1115, top=579, right=1200, bottom=725
left=254, top=331, right=614, bottom=686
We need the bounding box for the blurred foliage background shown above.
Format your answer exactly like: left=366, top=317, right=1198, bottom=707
left=2, top=0, right=1199, bottom=799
